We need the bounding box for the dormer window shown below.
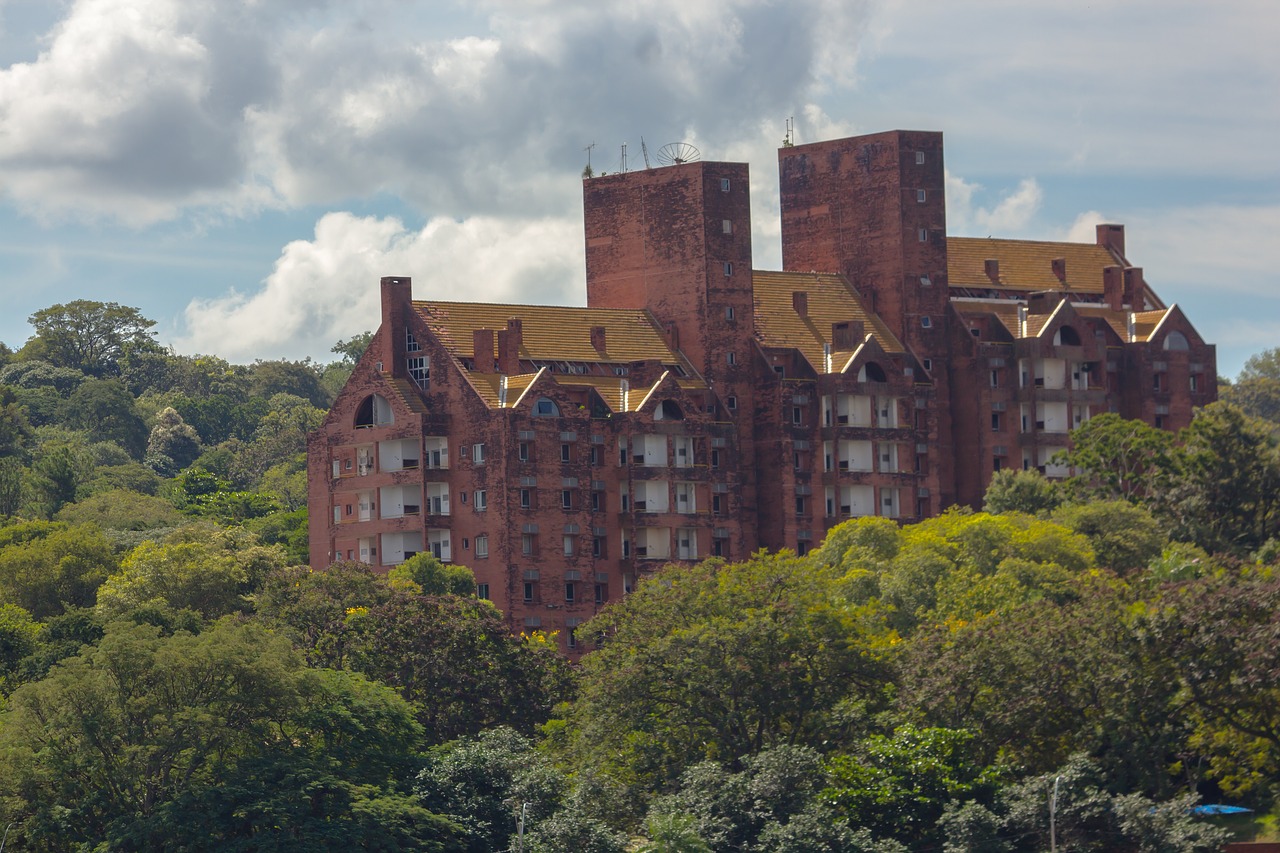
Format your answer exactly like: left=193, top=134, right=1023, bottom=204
left=534, top=397, right=560, bottom=417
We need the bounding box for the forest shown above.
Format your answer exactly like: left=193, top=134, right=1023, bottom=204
left=0, top=300, right=1279, bottom=851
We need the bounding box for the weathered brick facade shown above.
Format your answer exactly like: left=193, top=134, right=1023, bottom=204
left=308, top=128, right=1215, bottom=651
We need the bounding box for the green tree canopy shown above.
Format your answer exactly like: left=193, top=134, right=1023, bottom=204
left=0, top=520, right=117, bottom=618
left=26, top=299, right=157, bottom=376
left=389, top=552, right=477, bottom=596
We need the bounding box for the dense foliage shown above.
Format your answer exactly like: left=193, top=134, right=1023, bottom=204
left=0, top=309, right=1275, bottom=849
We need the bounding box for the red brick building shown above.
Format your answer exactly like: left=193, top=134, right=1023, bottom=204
left=307, top=129, right=1215, bottom=649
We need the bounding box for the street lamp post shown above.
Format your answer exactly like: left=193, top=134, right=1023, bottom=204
left=1050, top=775, right=1063, bottom=853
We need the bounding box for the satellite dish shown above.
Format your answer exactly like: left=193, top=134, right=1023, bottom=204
left=655, top=142, right=701, bottom=166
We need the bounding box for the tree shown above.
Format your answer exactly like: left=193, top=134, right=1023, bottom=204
left=145, top=406, right=202, bottom=473
left=332, top=331, right=375, bottom=365
left=0, top=385, right=32, bottom=458
left=62, top=378, right=149, bottom=458
left=96, top=527, right=287, bottom=621
left=389, top=552, right=477, bottom=596
left=0, top=521, right=117, bottom=618
left=1145, top=570, right=1280, bottom=798
left=1061, top=413, right=1174, bottom=503
left=26, top=300, right=156, bottom=376
left=565, top=553, right=893, bottom=793
left=54, top=488, right=185, bottom=532
left=0, top=619, right=466, bottom=851
left=254, top=562, right=396, bottom=663
left=340, top=594, right=572, bottom=742
left=1052, top=500, right=1166, bottom=574
left=416, top=727, right=568, bottom=853
left=1167, top=402, right=1280, bottom=555
left=982, top=468, right=1063, bottom=515
left=0, top=602, right=41, bottom=692
left=0, top=456, right=24, bottom=516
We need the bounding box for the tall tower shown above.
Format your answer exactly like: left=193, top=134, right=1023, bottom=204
left=583, top=158, right=760, bottom=549
left=779, top=130, right=956, bottom=508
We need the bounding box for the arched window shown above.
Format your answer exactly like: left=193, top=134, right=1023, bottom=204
left=1163, top=331, right=1190, bottom=351
left=534, top=397, right=560, bottom=417
left=1054, top=326, right=1082, bottom=346
left=655, top=400, right=684, bottom=421
left=859, top=362, right=888, bottom=383
left=354, top=394, right=393, bottom=428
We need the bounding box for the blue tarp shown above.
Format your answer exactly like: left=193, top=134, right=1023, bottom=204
left=1191, top=804, right=1253, bottom=816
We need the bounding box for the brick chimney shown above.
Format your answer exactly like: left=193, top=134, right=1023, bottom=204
left=984, top=259, right=1000, bottom=285
left=792, top=291, right=809, bottom=317
left=1052, top=257, right=1067, bottom=284
left=590, top=325, right=607, bottom=355
left=379, top=276, right=413, bottom=377
left=1103, top=266, right=1125, bottom=311
left=1026, top=291, right=1060, bottom=315
left=473, top=328, right=495, bottom=370
left=1123, top=268, right=1143, bottom=311
left=831, top=320, right=866, bottom=350
left=497, top=317, right=523, bottom=375
left=1096, top=223, right=1126, bottom=258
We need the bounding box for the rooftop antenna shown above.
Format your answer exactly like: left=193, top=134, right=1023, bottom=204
left=620, top=142, right=628, bottom=173
left=783, top=116, right=795, bottom=147
left=583, top=142, right=595, bottom=179
left=641, top=137, right=652, bottom=169
left=655, top=142, right=700, bottom=166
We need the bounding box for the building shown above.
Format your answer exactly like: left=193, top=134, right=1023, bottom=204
left=307, top=128, right=1216, bottom=649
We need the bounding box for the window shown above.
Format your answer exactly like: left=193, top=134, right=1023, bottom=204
left=918, top=228, right=929, bottom=243
left=991, top=412, right=1001, bottom=432
left=474, top=490, right=487, bottom=511
left=920, top=275, right=932, bottom=287
left=592, top=491, right=603, bottom=512
left=477, top=583, right=489, bottom=600
left=561, top=490, right=573, bottom=510
left=560, top=443, right=571, bottom=462
left=523, top=582, right=535, bottom=603
left=459, top=445, right=470, bottom=460
left=344, top=458, right=352, bottom=470
left=726, top=396, right=737, bottom=410
left=520, top=489, right=532, bottom=509
left=720, top=177, right=731, bottom=192
left=795, top=496, right=806, bottom=515
left=475, top=535, right=488, bottom=558
left=990, top=369, right=1001, bottom=387
left=792, top=406, right=803, bottom=425
left=711, top=449, right=721, bottom=468
left=407, top=355, right=429, bottom=389
left=722, top=219, right=733, bottom=234
left=595, top=583, right=607, bottom=604
left=522, top=534, right=535, bottom=555
left=915, top=151, right=925, bottom=165
left=590, top=446, right=601, bottom=465
left=723, top=261, right=734, bottom=277
left=922, top=358, right=933, bottom=371
left=713, top=494, right=724, bottom=515
left=563, top=536, right=575, bottom=557
left=593, top=536, right=605, bottom=557
left=993, top=457, right=1003, bottom=472
left=726, top=352, right=736, bottom=365
left=725, top=306, right=735, bottom=320
left=916, top=189, right=927, bottom=203
left=564, top=582, right=576, bottom=603
left=473, top=443, right=485, bottom=464
left=518, top=442, right=530, bottom=462
left=1190, top=374, right=1200, bottom=392
left=921, top=316, right=932, bottom=328
left=534, top=397, right=560, bottom=417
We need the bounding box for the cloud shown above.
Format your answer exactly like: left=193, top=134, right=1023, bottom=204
left=0, top=0, right=875, bottom=225
left=177, top=210, right=584, bottom=362
left=945, top=172, right=1043, bottom=236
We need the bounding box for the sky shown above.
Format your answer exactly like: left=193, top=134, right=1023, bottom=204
left=0, top=0, right=1276, bottom=378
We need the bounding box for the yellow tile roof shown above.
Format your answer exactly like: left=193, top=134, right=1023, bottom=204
left=752, top=270, right=905, bottom=372
left=1132, top=310, right=1167, bottom=342
left=385, top=377, right=430, bottom=414
left=948, top=237, right=1122, bottom=293
left=955, top=300, right=1170, bottom=343
left=415, top=300, right=684, bottom=365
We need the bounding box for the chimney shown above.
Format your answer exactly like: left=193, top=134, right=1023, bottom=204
left=473, top=328, right=495, bottom=370
left=590, top=325, right=607, bottom=355
left=792, top=291, right=809, bottom=317
left=497, top=317, right=523, bottom=375
left=1026, top=291, right=1059, bottom=315
left=1051, top=257, right=1067, bottom=284
left=831, top=320, right=865, bottom=350
left=1103, top=266, right=1124, bottom=311
left=1123, top=268, right=1143, bottom=311
left=984, top=259, right=1000, bottom=284
left=1096, top=223, right=1126, bottom=258
left=379, top=276, right=413, bottom=377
